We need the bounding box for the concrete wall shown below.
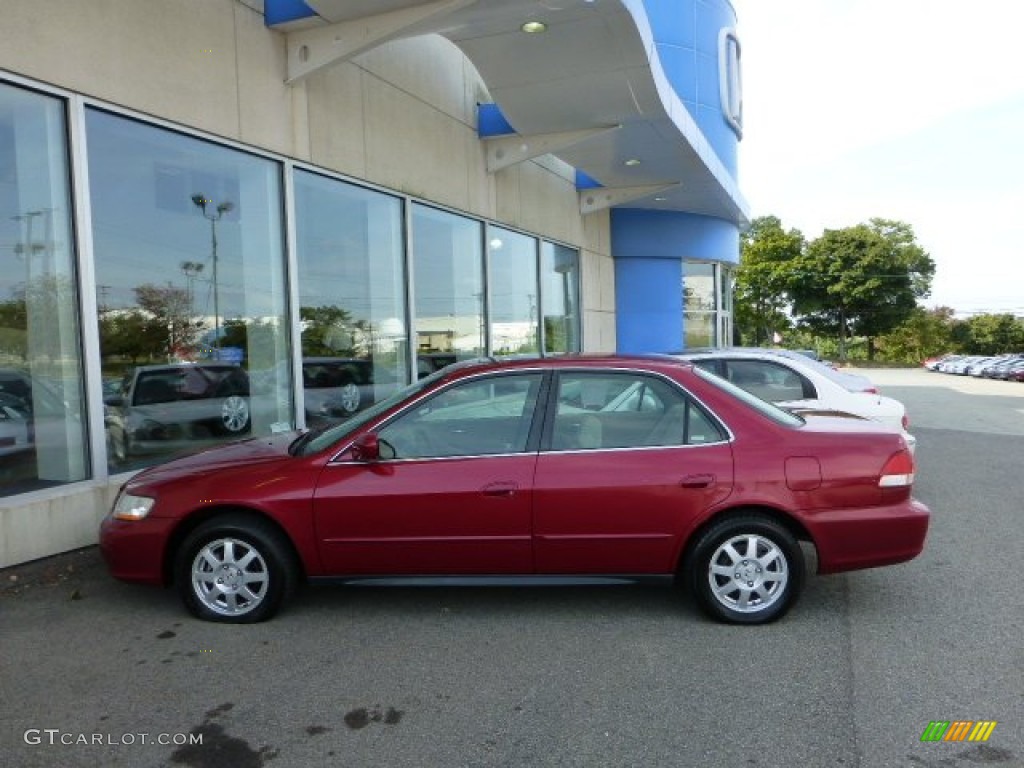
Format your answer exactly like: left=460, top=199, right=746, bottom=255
left=0, top=0, right=615, bottom=567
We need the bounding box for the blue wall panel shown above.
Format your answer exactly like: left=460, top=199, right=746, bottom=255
left=612, top=209, right=740, bottom=264
left=615, top=258, right=683, bottom=353
left=265, top=0, right=317, bottom=26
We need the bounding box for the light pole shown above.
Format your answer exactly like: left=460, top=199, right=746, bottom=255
left=191, top=194, right=233, bottom=354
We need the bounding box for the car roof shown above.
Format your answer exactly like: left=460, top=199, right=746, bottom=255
left=435, top=354, right=692, bottom=378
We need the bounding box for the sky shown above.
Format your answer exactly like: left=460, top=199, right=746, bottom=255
left=731, top=0, right=1024, bottom=316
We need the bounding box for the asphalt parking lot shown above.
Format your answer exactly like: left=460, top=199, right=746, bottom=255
left=1, top=367, right=1022, bottom=768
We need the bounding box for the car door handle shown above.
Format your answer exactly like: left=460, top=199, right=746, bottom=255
left=680, top=474, right=715, bottom=489
left=481, top=481, right=518, bottom=497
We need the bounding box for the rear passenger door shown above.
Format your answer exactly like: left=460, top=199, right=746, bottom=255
left=532, top=371, right=734, bottom=574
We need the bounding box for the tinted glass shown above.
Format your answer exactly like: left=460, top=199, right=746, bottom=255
left=294, top=170, right=408, bottom=426
left=488, top=226, right=539, bottom=355
left=377, top=373, right=542, bottom=458
left=0, top=83, right=88, bottom=496
left=550, top=372, right=724, bottom=450
left=87, top=109, right=292, bottom=471
left=540, top=242, right=580, bottom=353
left=412, top=205, right=483, bottom=373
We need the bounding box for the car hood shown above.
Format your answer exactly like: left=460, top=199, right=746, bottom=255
left=126, top=432, right=301, bottom=487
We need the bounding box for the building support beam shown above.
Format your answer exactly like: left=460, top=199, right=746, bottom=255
left=579, top=183, right=680, bottom=215
left=483, top=126, right=621, bottom=173
left=286, top=0, right=476, bottom=84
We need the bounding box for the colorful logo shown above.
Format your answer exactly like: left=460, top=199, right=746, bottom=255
left=920, top=721, right=997, bottom=743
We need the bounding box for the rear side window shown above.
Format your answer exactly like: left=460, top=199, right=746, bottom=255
left=694, top=366, right=804, bottom=427
left=548, top=372, right=726, bottom=450
left=723, top=360, right=813, bottom=402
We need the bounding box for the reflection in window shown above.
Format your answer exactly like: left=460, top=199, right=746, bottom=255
left=541, top=242, right=580, bottom=353
left=0, top=83, right=88, bottom=496
left=87, top=108, right=291, bottom=471
left=488, top=226, right=539, bottom=355
left=412, top=204, right=483, bottom=373
left=294, top=171, right=407, bottom=426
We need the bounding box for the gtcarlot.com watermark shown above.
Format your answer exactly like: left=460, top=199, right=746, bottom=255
left=24, top=729, right=201, bottom=747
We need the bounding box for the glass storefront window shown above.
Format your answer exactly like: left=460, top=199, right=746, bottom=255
left=487, top=226, right=539, bottom=355
left=87, top=108, right=292, bottom=472
left=294, top=170, right=407, bottom=426
left=412, top=204, right=484, bottom=377
left=0, top=83, right=88, bottom=496
left=684, top=261, right=730, bottom=348
left=540, top=242, right=580, bottom=354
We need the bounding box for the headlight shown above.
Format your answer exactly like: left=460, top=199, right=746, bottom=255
left=112, top=491, right=155, bottom=521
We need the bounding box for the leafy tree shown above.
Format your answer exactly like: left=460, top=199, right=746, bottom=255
left=876, top=306, right=957, bottom=362
left=789, top=219, right=934, bottom=361
left=99, top=309, right=167, bottom=363
left=734, top=216, right=803, bottom=345
left=134, top=283, right=204, bottom=357
left=961, top=313, right=1024, bottom=354
left=300, top=305, right=356, bottom=356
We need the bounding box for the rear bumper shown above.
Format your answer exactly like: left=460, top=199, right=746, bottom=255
left=808, top=498, right=930, bottom=574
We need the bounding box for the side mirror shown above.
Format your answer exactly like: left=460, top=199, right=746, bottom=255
left=351, top=433, right=380, bottom=462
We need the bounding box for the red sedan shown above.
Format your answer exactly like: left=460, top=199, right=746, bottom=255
left=100, top=356, right=929, bottom=625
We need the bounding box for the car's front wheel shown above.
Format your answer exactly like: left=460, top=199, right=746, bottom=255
left=175, top=515, right=297, bottom=623
left=687, top=514, right=804, bottom=624
left=334, top=382, right=361, bottom=414
left=219, top=396, right=250, bottom=434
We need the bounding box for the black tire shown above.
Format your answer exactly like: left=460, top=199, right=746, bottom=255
left=686, top=514, right=805, bottom=625
left=175, top=514, right=297, bottom=623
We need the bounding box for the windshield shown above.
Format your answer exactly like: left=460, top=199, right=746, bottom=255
left=291, top=369, right=446, bottom=457
left=692, top=366, right=805, bottom=427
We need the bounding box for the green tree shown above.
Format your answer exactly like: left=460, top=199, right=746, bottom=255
left=300, top=305, right=356, bottom=356
left=99, top=309, right=167, bottom=363
left=134, top=283, right=203, bottom=357
left=876, top=306, right=956, bottom=363
left=734, top=216, right=803, bottom=345
left=961, top=313, right=1024, bottom=354
left=789, top=219, right=934, bottom=361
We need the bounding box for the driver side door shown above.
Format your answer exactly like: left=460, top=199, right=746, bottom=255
left=313, top=372, right=545, bottom=575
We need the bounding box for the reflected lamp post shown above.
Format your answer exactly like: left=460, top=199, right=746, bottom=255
left=191, top=194, right=233, bottom=353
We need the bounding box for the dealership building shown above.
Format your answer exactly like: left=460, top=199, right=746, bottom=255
left=0, top=0, right=747, bottom=567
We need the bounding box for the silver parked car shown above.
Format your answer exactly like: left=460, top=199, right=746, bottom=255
left=104, top=363, right=250, bottom=464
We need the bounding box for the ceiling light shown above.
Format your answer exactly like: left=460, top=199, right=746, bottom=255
left=521, top=21, right=547, bottom=33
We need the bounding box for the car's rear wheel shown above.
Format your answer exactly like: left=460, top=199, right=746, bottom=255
left=175, top=515, right=296, bottom=623
left=687, top=514, right=804, bottom=624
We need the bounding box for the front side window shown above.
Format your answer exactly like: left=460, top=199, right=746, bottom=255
left=0, top=83, right=88, bottom=496
left=550, top=372, right=725, bottom=450
left=412, top=205, right=483, bottom=373
left=377, top=373, right=542, bottom=459
left=87, top=109, right=292, bottom=471
left=294, top=170, right=407, bottom=426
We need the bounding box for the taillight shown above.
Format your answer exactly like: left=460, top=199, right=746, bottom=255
left=879, top=450, right=915, bottom=487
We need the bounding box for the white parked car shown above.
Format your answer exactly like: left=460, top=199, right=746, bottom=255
left=674, top=349, right=916, bottom=451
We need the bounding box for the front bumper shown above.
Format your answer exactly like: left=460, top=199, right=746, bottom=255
left=99, top=514, right=177, bottom=585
